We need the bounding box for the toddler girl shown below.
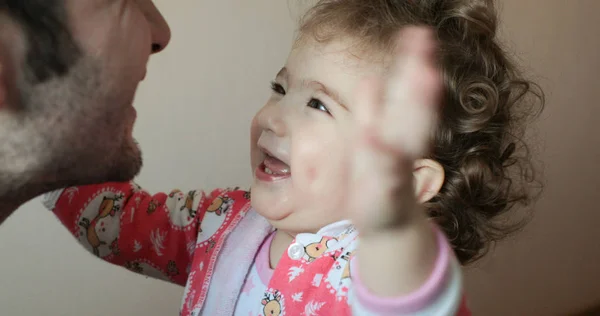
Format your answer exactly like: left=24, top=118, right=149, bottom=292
left=43, top=0, right=542, bottom=315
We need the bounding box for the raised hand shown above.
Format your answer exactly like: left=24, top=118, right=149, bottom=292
left=348, top=27, right=443, bottom=235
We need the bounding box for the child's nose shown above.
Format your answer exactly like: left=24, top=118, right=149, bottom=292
left=257, top=105, right=287, bottom=137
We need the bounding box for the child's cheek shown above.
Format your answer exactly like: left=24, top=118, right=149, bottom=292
left=291, top=123, right=350, bottom=210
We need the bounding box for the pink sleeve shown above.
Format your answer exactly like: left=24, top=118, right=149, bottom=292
left=351, top=226, right=465, bottom=315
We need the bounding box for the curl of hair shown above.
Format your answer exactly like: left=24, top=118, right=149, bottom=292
left=299, top=0, right=544, bottom=264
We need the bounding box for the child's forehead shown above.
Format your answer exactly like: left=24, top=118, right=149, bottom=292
left=280, top=39, right=389, bottom=109
left=284, top=38, right=388, bottom=84
left=290, top=38, right=387, bottom=70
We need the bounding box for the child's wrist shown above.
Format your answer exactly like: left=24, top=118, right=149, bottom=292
left=355, top=214, right=440, bottom=297
left=358, top=213, right=432, bottom=244
left=356, top=204, right=427, bottom=238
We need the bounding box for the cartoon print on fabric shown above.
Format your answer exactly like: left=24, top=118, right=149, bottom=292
left=304, top=237, right=339, bottom=262
left=124, top=260, right=172, bottom=282
left=76, top=190, right=125, bottom=258
left=261, top=228, right=359, bottom=315
left=324, top=248, right=356, bottom=301
left=167, top=260, right=180, bottom=277
left=196, top=193, right=234, bottom=245
left=262, top=290, right=284, bottom=316
left=181, top=191, right=198, bottom=216
left=166, top=189, right=200, bottom=228
left=268, top=248, right=352, bottom=315
left=324, top=229, right=358, bottom=300
left=146, top=199, right=159, bottom=215
left=179, top=190, right=252, bottom=316
left=340, top=251, right=353, bottom=281
left=207, top=196, right=232, bottom=216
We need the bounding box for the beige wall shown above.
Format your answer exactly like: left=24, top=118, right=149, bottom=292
left=465, top=1, right=600, bottom=315
left=0, top=1, right=597, bottom=315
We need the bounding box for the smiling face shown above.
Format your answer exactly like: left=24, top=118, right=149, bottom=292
left=250, top=38, right=385, bottom=234
left=0, top=0, right=170, bottom=203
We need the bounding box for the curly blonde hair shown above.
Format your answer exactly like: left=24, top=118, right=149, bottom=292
left=298, top=0, right=544, bottom=264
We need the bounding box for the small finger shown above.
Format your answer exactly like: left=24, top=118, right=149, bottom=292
left=380, top=27, right=442, bottom=156
left=354, top=76, right=384, bottom=130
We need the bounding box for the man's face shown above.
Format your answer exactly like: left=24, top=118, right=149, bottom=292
left=0, top=0, right=170, bottom=202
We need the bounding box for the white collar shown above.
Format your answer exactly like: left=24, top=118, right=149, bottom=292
left=316, top=219, right=354, bottom=237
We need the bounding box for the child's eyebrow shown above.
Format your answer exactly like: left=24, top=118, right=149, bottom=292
left=277, top=67, right=348, bottom=110
left=308, top=80, right=348, bottom=110
left=276, top=67, right=289, bottom=80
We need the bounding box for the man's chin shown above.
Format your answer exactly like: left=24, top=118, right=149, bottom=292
left=103, top=140, right=143, bottom=183
left=0, top=142, right=143, bottom=214
left=102, top=164, right=141, bottom=184
left=56, top=139, right=143, bottom=188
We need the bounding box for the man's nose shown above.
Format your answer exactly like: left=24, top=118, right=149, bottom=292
left=143, top=2, right=171, bottom=54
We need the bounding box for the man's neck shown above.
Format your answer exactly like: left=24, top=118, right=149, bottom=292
left=0, top=179, right=57, bottom=225
left=0, top=200, right=19, bottom=225
left=0, top=189, right=38, bottom=225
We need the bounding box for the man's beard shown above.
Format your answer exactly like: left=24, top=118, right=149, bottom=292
left=0, top=56, right=143, bottom=204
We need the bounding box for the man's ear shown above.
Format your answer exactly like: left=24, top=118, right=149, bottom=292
left=413, top=159, right=445, bottom=203
left=0, top=17, right=24, bottom=111
left=0, top=41, right=12, bottom=110
left=0, top=58, right=6, bottom=109
left=0, top=45, right=18, bottom=112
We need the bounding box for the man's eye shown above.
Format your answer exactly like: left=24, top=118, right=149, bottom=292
left=270, top=82, right=286, bottom=95
left=307, top=98, right=330, bottom=114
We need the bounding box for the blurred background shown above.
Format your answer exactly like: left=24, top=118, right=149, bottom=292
left=0, top=0, right=598, bottom=315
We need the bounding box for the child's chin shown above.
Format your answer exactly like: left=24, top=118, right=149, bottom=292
left=250, top=187, right=294, bottom=222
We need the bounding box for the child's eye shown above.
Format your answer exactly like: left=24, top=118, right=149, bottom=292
left=307, top=98, right=330, bottom=114
left=270, top=82, right=286, bottom=95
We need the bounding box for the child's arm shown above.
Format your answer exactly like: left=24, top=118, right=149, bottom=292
left=349, top=225, right=469, bottom=315
left=42, top=182, right=248, bottom=286
left=346, top=27, right=469, bottom=315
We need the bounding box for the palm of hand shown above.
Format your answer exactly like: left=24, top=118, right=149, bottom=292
left=346, top=27, right=443, bottom=234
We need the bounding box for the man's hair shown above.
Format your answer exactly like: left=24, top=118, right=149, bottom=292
left=0, top=0, right=81, bottom=83
left=299, top=0, right=544, bottom=264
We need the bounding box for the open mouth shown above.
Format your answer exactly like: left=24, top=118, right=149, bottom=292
left=255, top=152, right=291, bottom=181
left=263, top=154, right=290, bottom=175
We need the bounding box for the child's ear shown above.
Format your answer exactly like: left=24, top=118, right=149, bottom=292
left=413, top=159, right=445, bottom=203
